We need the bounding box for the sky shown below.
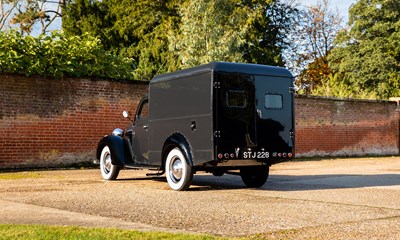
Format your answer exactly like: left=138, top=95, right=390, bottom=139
left=296, top=0, right=358, bottom=25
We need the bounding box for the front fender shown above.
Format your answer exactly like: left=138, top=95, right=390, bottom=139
left=96, top=135, right=132, bottom=166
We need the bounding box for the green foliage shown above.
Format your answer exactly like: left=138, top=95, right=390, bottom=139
left=0, top=30, right=135, bottom=80
left=71, top=0, right=182, bottom=80
left=326, top=0, right=400, bottom=99
left=243, top=0, right=299, bottom=67
left=0, top=172, right=43, bottom=180
left=172, top=0, right=251, bottom=68
left=108, top=0, right=182, bottom=80
left=311, top=73, right=378, bottom=99
left=62, top=0, right=122, bottom=52
left=62, top=0, right=297, bottom=80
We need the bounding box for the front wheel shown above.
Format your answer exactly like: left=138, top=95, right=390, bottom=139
left=240, top=165, right=269, bottom=188
left=165, top=147, right=193, bottom=191
left=100, top=146, right=120, bottom=180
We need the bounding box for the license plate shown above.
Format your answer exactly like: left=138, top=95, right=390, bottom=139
left=243, top=151, right=270, bottom=159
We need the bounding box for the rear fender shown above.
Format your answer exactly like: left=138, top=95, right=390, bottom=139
left=162, top=133, right=193, bottom=168
left=96, top=135, right=132, bottom=166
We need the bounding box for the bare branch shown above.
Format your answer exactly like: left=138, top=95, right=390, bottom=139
left=41, top=2, right=61, bottom=34
left=0, top=0, right=19, bottom=30
left=44, top=9, right=62, bottom=17
left=2, top=0, right=63, bottom=35
left=289, top=0, right=344, bottom=93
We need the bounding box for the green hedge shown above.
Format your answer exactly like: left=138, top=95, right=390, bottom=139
left=0, top=30, right=136, bottom=80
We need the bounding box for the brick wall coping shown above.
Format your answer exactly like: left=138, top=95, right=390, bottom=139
left=296, top=94, right=397, bottom=104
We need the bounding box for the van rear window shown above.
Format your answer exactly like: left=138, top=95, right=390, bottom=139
left=265, top=94, right=282, bottom=109
left=226, top=90, right=247, bottom=108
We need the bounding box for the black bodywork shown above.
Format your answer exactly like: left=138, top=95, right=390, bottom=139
left=97, top=62, right=295, bottom=172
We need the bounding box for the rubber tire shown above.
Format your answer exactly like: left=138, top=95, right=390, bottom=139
left=240, top=165, right=269, bottom=188
left=165, top=147, right=193, bottom=191
left=100, top=146, right=120, bottom=180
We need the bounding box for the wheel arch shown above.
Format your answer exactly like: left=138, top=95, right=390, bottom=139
left=96, top=135, right=131, bottom=166
left=162, top=133, right=194, bottom=168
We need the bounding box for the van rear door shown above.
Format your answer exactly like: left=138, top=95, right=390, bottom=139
left=255, top=75, right=294, bottom=162
left=214, top=72, right=257, bottom=159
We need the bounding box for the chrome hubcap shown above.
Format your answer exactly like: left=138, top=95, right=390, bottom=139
left=103, top=153, right=112, bottom=173
left=169, top=157, right=183, bottom=182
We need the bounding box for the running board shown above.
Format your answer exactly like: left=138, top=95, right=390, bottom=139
left=146, top=171, right=165, bottom=176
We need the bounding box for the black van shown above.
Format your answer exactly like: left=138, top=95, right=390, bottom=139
left=97, top=62, right=295, bottom=190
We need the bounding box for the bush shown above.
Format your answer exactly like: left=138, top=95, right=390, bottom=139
left=0, top=30, right=136, bottom=80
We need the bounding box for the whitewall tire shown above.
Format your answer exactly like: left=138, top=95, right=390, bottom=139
left=100, top=146, right=120, bottom=180
left=165, top=147, right=193, bottom=191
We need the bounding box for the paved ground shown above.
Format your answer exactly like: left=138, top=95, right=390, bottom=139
left=0, top=157, right=399, bottom=239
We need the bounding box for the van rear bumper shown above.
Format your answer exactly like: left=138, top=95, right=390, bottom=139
left=204, top=160, right=265, bottom=167
left=201, top=157, right=292, bottom=168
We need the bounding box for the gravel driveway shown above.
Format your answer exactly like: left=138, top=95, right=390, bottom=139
left=1, top=157, right=400, bottom=239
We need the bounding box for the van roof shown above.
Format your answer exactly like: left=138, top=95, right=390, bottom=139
left=150, top=62, right=293, bottom=84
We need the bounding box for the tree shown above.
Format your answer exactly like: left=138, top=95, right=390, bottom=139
left=61, top=0, right=298, bottom=80
left=287, top=0, right=343, bottom=94
left=62, top=0, right=120, bottom=51
left=328, top=0, right=400, bottom=99
left=108, top=0, right=182, bottom=79
left=244, top=0, right=301, bottom=67
left=63, top=0, right=182, bottom=80
left=171, top=0, right=251, bottom=68
left=171, top=0, right=300, bottom=68
left=1, top=0, right=63, bottom=35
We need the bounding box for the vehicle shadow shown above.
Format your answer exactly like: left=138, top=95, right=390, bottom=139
left=264, top=173, right=400, bottom=191
left=189, top=173, right=400, bottom=191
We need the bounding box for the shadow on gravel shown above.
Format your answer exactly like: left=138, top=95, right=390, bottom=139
left=263, top=173, right=400, bottom=191
left=112, top=173, right=400, bottom=192
left=190, top=175, right=250, bottom=191
left=191, top=173, right=400, bottom=191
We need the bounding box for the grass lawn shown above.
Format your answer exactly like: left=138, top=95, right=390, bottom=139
left=0, top=224, right=231, bottom=240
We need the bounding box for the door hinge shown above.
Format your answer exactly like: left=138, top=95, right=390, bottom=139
left=214, top=131, right=221, bottom=138
left=214, top=82, right=221, bottom=89
left=290, top=131, right=295, bottom=138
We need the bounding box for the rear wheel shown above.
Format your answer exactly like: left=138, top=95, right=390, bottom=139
left=240, top=165, right=269, bottom=188
left=165, top=147, right=193, bottom=191
left=100, top=146, right=120, bottom=180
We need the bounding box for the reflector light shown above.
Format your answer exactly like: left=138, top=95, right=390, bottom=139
left=218, top=153, right=223, bottom=159
left=288, top=153, right=293, bottom=158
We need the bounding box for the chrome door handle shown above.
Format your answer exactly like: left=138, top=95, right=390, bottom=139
left=257, top=109, right=262, bottom=118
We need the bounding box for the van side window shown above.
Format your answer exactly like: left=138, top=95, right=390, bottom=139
left=265, top=94, right=282, bottom=109
left=138, top=100, right=149, bottom=118
left=226, top=90, right=247, bottom=108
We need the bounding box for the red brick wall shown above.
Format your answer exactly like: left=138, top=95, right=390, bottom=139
left=0, top=74, right=399, bottom=169
left=0, top=74, right=147, bottom=168
left=295, top=95, right=399, bottom=157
